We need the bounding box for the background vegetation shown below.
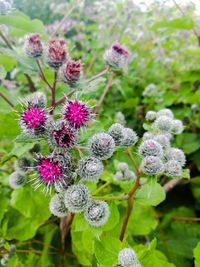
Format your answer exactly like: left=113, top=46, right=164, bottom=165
left=0, top=0, right=200, bottom=266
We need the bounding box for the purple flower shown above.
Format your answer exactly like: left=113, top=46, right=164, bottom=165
left=25, top=34, right=43, bottom=58
left=61, top=60, right=82, bottom=86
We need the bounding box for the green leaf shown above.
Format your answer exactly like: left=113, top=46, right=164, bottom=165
left=152, top=17, right=194, bottom=30
left=193, top=241, right=200, bottom=267
left=135, top=181, right=166, bottom=206
left=0, top=54, right=17, bottom=71
left=143, top=123, right=153, bottom=131
left=94, top=236, right=121, bottom=266
left=176, top=133, right=200, bottom=154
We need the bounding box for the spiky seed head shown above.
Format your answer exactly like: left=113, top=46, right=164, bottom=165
left=165, top=148, right=186, bottom=167
left=104, top=41, right=129, bottom=70
left=115, top=171, right=124, bottom=181
left=138, top=139, right=163, bottom=158
left=49, top=192, right=68, bottom=217
left=165, top=160, right=182, bottom=178
left=61, top=60, right=82, bottom=87
left=26, top=92, right=47, bottom=108
left=14, top=157, right=32, bottom=173
left=108, top=123, right=125, bottom=144
left=9, top=172, right=27, bottom=189
left=116, top=111, right=126, bottom=125
left=142, top=132, right=155, bottom=141
left=63, top=98, right=93, bottom=130
left=140, top=156, right=164, bottom=176
left=53, top=152, right=74, bottom=170
left=54, top=173, right=76, bottom=193
left=171, top=119, right=183, bottom=135
left=120, top=128, right=138, bottom=147
left=124, top=170, right=136, bottom=181
left=153, top=134, right=170, bottom=148
left=45, top=39, right=68, bottom=70
left=88, top=133, right=115, bottom=160
left=64, top=184, right=91, bottom=213
left=24, top=34, right=43, bottom=58
left=118, top=162, right=129, bottom=172
left=84, top=200, right=110, bottom=227
left=154, top=115, right=173, bottom=132
left=48, top=121, right=77, bottom=151
left=157, top=108, right=174, bottom=119
left=118, top=248, right=141, bottom=267
left=18, top=102, right=47, bottom=137
left=78, top=156, right=104, bottom=182
left=0, top=258, right=8, bottom=266
left=145, top=111, right=157, bottom=122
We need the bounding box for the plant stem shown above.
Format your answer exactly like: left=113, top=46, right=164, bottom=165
left=172, top=216, right=200, bottom=221
left=35, top=59, right=53, bottom=90
left=126, top=148, right=140, bottom=176
left=31, top=238, right=60, bottom=252
left=154, top=208, right=171, bottom=262
left=93, top=182, right=111, bottom=195
left=94, top=73, right=114, bottom=114
left=163, top=178, right=183, bottom=193
left=51, top=72, right=57, bottom=107
left=87, top=66, right=110, bottom=83
left=55, top=89, right=76, bottom=105
left=92, top=195, right=128, bottom=201
left=0, top=91, right=14, bottom=107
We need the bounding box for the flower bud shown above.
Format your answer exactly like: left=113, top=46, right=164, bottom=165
left=118, top=162, right=129, bottom=172
left=153, top=134, right=170, bottom=148
left=108, top=123, right=125, bottom=144
left=49, top=192, right=68, bottom=217
left=84, top=200, right=110, bottom=227
left=0, top=0, right=12, bottom=15
left=24, top=34, right=43, bottom=58
left=118, top=248, right=141, bottom=267
left=27, top=92, right=47, bottom=108
left=171, top=119, right=183, bottom=135
left=165, top=160, right=182, bottom=178
left=61, top=60, right=82, bottom=86
left=138, top=139, right=163, bottom=158
left=0, top=258, right=8, bottom=266
left=104, top=41, right=129, bottom=70
left=63, top=98, right=94, bottom=130
left=154, top=115, right=173, bottom=132
left=54, top=174, right=76, bottom=193
left=115, top=171, right=123, bottom=181
left=120, top=128, right=138, bottom=147
left=64, top=184, right=91, bottom=213
left=141, top=156, right=164, bottom=176
left=145, top=111, right=157, bottom=122
left=157, top=108, right=174, bottom=119
left=48, top=121, right=77, bottom=151
left=45, top=39, right=68, bottom=70
left=9, top=171, right=27, bottom=189
left=88, top=133, right=115, bottom=160
left=165, top=148, right=186, bottom=167
left=142, top=132, right=155, bottom=141
left=124, top=170, right=136, bottom=181
left=78, top=156, right=104, bottom=182
left=116, top=111, right=126, bottom=125
left=14, top=157, right=32, bottom=173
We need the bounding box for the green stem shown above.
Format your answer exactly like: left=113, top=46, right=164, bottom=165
left=92, top=195, right=128, bottom=201
left=93, top=182, right=110, bottom=195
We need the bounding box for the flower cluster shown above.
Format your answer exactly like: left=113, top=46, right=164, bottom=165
left=113, top=248, right=141, bottom=267
left=140, top=109, right=185, bottom=178
left=115, top=162, right=136, bottom=183
left=0, top=0, right=12, bottom=15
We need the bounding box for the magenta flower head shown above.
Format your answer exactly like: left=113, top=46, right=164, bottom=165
left=104, top=41, right=129, bottom=70
left=45, top=39, right=68, bottom=70
left=30, top=153, right=70, bottom=194
left=17, top=102, right=48, bottom=136
left=24, top=33, right=43, bottom=58
left=61, top=60, right=82, bottom=87
left=48, top=120, right=77, bottom=151
left=63, top=97, right=94, bottom=130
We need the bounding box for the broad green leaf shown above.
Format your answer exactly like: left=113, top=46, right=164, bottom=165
left=152, top=17, right=194, bottom=30
left=176, top=133, right=200, bottom=154
left=194, top=241, right=200, bottom=267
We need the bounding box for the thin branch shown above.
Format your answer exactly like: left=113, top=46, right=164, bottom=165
left=172, top=0, right=200, bottom=46
left=163, top=178, right=183, bottom=193
left=31, top=238, right=61, bottom=252
left=154, top=208, right=171, bottom=262
left=35, top=59, right=53, bottom=90
left=50, top=4, right=78, bottom=39
left=94, top=73, right=114, bottom=114
left=0, top=91, right=14, bottom=107
left=92, top=195, right=128, bottom=201
left=55, top=89, right=76, bottom=106
left=0, top=30, right=36, bottom=92
left=126, top=148, right=140, bottom=176
left=51, top=72, right=57, bottom=107
left=171, top=216, right=200, bottom=221
left=93, top=182, right=111, bottom=195
left=87, top=66, right=110, bottom=83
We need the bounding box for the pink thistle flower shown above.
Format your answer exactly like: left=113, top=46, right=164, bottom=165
left=63, top=98, right=94, bottom=130
left=48, top=121, right=77, bottom=151
left=61, top=60, right=82, bottom=86
left=17, top=102, right=47, bottom=136
left=45, top=39, right=68, bottom=70
left=24, top=33, right=43, bottom=58
left=104, top=41, right=129, bottom=70
left=29, top=153, right=71, bottom=194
